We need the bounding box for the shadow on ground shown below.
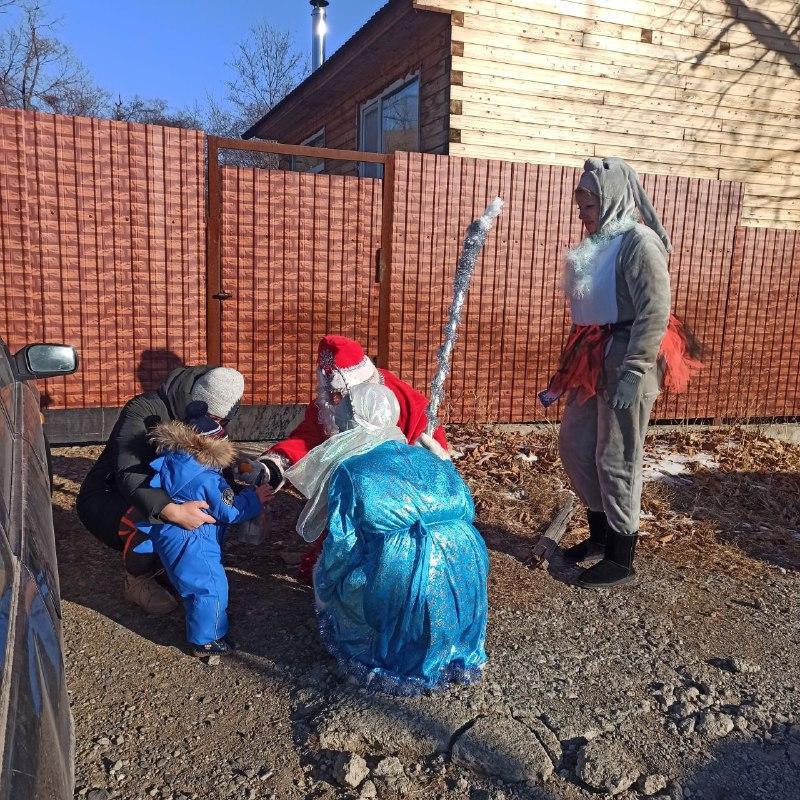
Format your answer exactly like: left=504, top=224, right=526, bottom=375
left=646, top=469, right=800, bottom=571
left=51, top=447, right=319, bottom=673
left=52, top=450, right=563, bottom=799
left=683, top=734, right=800, bottom=799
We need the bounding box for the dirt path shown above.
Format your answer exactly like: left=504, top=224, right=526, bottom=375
left=55, top=428, right=800, bottom=800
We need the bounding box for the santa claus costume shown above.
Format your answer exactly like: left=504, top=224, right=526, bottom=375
left=260, top=335, right=449, bottom=583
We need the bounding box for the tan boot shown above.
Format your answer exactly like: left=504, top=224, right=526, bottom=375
left=123, top=571, right=179, bottom=615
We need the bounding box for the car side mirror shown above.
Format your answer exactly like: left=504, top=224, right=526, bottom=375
left=14, top=344, right=79, bottom=380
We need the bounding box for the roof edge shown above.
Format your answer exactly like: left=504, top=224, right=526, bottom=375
left=242, top=0, right=423, bottom=139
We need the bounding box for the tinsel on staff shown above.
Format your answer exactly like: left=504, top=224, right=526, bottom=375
left=426, top=197, right=504, bottom=435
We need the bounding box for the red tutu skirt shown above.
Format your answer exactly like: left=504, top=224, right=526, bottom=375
left=539, top=314, right=702, bottom=406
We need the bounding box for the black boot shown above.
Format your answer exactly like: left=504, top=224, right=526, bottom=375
left=576, top=530, right=637, bottom=588
left=562, top=510, right=607, bottom=562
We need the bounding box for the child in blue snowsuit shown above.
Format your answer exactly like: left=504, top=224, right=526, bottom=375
left=138, top=401, right=270, bottom=656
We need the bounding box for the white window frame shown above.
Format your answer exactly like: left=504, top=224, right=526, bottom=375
left=292, top=127, right=326, bottom=174
left=358, top=74, right=420, bottom=178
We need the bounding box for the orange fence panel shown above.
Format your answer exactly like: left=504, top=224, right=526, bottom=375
left=387, top=152, right=800, bottom=423
left=219, top=166, right=382, bottom=405
left=1, top=108, right=797, bottom=422
left=0, top=109, right=206, bottom=408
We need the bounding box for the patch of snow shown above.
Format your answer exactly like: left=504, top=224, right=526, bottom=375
left=642, top=449, right=719, bottom=482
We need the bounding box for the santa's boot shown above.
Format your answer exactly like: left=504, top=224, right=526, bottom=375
left=576, top=530, right=637, bottom=588
left=124, top=570, right=179, bottom=615
left=562, top=509, right=607, bottom=563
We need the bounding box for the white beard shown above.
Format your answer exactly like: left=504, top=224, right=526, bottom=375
left=315, top=379, right=339, bottom=438
left=315, top=369, right=382, bottom=438
left=563, top=216, right=638, bottom=299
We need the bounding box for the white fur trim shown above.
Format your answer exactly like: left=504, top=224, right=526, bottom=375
left=563, top=215, right=638, bottom=299
left=327, top=356, right=376, bottom=392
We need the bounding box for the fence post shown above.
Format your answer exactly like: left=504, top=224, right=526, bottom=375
left=718, top=218, right=746, bottom=421
left=205, top=135, right=222, bottom=365
left=377, top=153, right=396, bottom=369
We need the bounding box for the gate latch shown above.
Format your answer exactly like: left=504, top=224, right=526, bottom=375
left=213, top=289, right=232, bottom=300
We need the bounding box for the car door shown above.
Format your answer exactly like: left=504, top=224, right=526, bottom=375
left=0, top=344, right=22, bottom=798
left=0, top=343, right=72, bottom=800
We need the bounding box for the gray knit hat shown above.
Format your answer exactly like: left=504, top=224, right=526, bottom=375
left=191, top=367, right=244, bottom=420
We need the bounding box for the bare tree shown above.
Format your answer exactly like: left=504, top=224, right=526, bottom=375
left=226, top=22, right=308, bottom=130
left=199, top=22, right=307, bottom=167
left=0, top=1, right=107, bottom=115
left=111, top=94, right=204, bottom=130
left=0, top=2, right=307, bottom=156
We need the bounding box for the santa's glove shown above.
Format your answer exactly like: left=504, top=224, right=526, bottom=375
left=257, top=454, right=287, bottom=490
left=608, top=371, right=641, bottom=410
left=416, top=432, right=452, bottom=461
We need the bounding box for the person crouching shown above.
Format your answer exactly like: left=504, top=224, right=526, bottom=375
left=139, top=401, right=271, bottom=656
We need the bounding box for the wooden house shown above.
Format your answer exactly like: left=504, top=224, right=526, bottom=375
left=244, top=0, right=800, bottom=229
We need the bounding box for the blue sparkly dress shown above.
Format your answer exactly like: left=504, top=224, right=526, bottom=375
left=314, top=440, right=489, bottom=692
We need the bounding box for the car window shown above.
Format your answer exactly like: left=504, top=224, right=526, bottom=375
left=0, top=341, right=16, bottom=439
left=0, top=384, right=12, bottom=533
left=22, top=438, right=60, bottom=620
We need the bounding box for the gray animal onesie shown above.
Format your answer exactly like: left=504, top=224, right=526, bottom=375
left=557, top=158, right=671, bottom=536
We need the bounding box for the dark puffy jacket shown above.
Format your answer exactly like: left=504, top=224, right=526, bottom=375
left=78, top=366, right=212, bottom=522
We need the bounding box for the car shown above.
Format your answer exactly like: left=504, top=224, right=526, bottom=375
left=0, top=338, right=78, bottom=800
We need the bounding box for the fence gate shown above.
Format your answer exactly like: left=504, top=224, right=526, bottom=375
left=206, top=137, right=390, bottom=406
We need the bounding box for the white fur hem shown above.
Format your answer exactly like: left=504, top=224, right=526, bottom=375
left=327, top=356, right=376, bottom=392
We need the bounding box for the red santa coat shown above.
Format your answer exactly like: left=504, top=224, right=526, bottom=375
left=270, top=369, right=448, bottom=465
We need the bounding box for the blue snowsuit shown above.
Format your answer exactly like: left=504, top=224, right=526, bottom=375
left=138, top=443, right=261, bottom=646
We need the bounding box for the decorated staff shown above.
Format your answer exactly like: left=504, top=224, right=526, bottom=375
left=426, top=197, right=504, bottom=436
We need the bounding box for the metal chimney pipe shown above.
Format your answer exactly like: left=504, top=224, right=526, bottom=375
left=310, top=0, right=329, bottom=71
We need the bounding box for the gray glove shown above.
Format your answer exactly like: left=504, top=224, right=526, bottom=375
left=608, top=371, right=640, bottom=410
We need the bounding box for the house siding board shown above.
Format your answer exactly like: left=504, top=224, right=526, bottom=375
left=249, top=6, right=451, bottom=174
left=415, top=0, right=800, bottom=229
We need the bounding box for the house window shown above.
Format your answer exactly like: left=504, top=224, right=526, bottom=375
left=358, top=77, right=420, bottom=178
left=292, top=128, right=325, bottom=174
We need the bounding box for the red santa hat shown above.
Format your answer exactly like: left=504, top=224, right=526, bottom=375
left=317, top=335, right=376, bottom=393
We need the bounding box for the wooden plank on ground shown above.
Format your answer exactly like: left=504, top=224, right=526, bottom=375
left=526, top=496, right=577, bottom=569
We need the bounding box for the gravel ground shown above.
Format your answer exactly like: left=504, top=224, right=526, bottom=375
left=52, top=426, right=800, bottom=800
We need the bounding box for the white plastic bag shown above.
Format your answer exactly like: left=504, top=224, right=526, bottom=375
left=234, top=506, right=270, bottom=545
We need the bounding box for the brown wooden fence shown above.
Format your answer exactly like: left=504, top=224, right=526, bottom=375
left=219, top=166, right=383, bottom=405
left=0, top=108, right=798, bottom=426
left=0, top=109, right=206, bottom=408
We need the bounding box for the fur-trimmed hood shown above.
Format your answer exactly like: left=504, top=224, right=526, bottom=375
left=150, top=419, right=237, bottom=470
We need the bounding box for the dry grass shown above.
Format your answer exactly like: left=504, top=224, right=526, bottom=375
left=53, top=426, right=800, bottom=579
left=640, top=427, right=800, bottom=572
left=448, top=425, right=800, bottom=575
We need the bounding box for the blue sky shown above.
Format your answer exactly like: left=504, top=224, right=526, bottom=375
left=36, top=1, right=387, bottom=109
